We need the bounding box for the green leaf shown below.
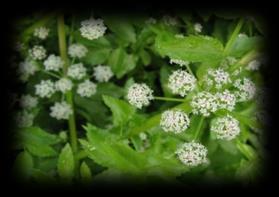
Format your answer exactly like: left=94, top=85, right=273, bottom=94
left=218, top=140, right=239, bottom=155
left=80, top=161, right=92, bottom=182
left=25, top=143, right=57, bottom=157
left=84, top=48, right=111, bottom=65
left=155, top=33, right=224, bottom=65
left=32, top=169, right=56, bottom=183
left=236, top=141, right=257, bottom=161
left=13, top=151, right=33, bottom=180
left=57, top=143, right=75, bottom=182
left=139, top=49, right=151, bottom=66
left=102, top=95, right=135, bottom=127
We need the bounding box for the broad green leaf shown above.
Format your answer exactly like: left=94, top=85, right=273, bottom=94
left=80, top=161, right=92, bottom=182
left=155, top=33, right=224, bottom=65
left=218, top=140, right=239, bottom=155
left=25, top=143, right=57, bottom=157
left=32, top=169, right=56, bottom=183
left=57, top=143, right=75, bottom=182
left=13, top=151, right=33, bottom=180
left=160, top=66, right=173, bottom=97
left=84, top=47, right=111, bottom=65
left=102, top=95, right=135, bottom=127
left=236, top=141, right=257, bottom=161
left=139, top=49, right=151, bottom=66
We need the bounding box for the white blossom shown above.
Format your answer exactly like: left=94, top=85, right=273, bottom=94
left=160, top=109, right=190, bottom=134
left=127, top=83, right=154, bottom=109
left=35, top=80, right=56, bottom=98
left=68, top=43, right=88, bottom=58
left=233, top=78, right=256, bottom=102
left=210, top=115, right=240, bottom=140
left=176, top=142, right=208, bottom=167
left=43, top=54, right=64, bottom=71
left=246, top=60, right=260, bottom=71
left=204, top=68, right=231, bottom=89
left=194, top=23, right=202, bottom=33
left=139, top=132, right=147, bottom=140
left=191, top=91, right=218, bottom=117
left=80, top=17, right=107, bottom=40
left=18, top=60, right=38, bottom=81
left=33, top=27, right=50, bottom=40
left=168, top=70, right=196, bottom=97
left=170, top=59, right=189, bottom=67
left=238, top=33, right=248, bottom=38
left=50, top=101, right=72, bottom=120
left=77, top=79, right=97, bottom=97
left=67, top=63, right=87, bottom=80
left=16, top=110, right=34, bottom=127
left=29, top=45, right=47, bottom=60
left=19, top=94, right=38, bottom=110
left=93, top=65, right=114, bottom=82
left=55, top=78, right=73, bottom=93
left=216, top=90, right=236, bottom=111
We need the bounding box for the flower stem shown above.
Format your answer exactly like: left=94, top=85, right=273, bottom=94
left=154, top=96, right=185, bottom=102
left=193, top=116, right=205, bottom=141
left=57, top=15, right=78, bottom=154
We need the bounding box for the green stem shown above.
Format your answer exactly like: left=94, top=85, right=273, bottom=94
left=224, top=18, right=244, bottom=55
left=42, top=70, right=61, bottom=79
left=186, top=64, right=194, bottom=76
left=193, top=117, right=204, bottom=141
left=230, top=50, right=261, bottom=72
left=154, top=96, right=185, bottom=102
left=57, top=15, right=78, bottom=154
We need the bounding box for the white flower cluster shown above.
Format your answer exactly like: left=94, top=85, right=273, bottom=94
left=68, top=43, right=88, bottom=58
left=191, top=91, right=218, bottom=117
left=55, top=78, right=73, bottom=93
left=16, top=110, right=34, bottom=127
left=215, top=90, right=236, bottom=111
left=29, top=45, right=47, bottom=60
left=210, top=115, right=240, bottom=140
left=220, top=56, right=237, bottom=68
left=18, top=60, right=38, bottom=81
left=170, top=59, right=189, bottom=67
left=43, top=54, right=64, bottom=71
left=35, top=80, right=56, bottom=98
left=204, top=68, right=231, bottom=89
left=246, top=60, right=260, bottom=71
left=127, top=83, right=154, bottom=109
left=233, top=78, right=256, bottom=102
left=19, top=94, right=38, bottom=110
left=160, top=109, right=190, bottom=134
left=33, top=26, right=50, bottom=40
left=194, top=23, right=202, bottom=33
left=163, top=15, right=177, bottom=26
left=67, top=63, right=87, bottom=80
left=176, top=142, right=208, bottom=167
left=80, top=18, right=107, bottom=40
left=168, top=70, right=196, bottom=97
left=50, top=101, right=73, bottom=120
left=77, top=79, right=97, bottom=97
left=93, top=65, right=114, bottom=82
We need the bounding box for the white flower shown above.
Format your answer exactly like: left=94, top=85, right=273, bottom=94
left=16, top=110, right=34, bottom=127
left=35, top=80, right=56, bottom=98
left=18, top=60, right=38, bottom=81
left=160, top=110, right=190, bottom=134
left=50, top=101, right=72, bottom=120
left=55, top=78, right=73, bottom=93
left=176, top=142, right=208, bottom=167
left=238, top=33, right=248, bottom=38
left=216, top=90, right=236, bottom=111
left=33, top=27, right=50, bottom=40
left=191, top=91, right=218, bottom=117
left=168, top=70, right=196, bottom=97
left=19, top=94, right=38, bottom=110
left=43, top=54, right=64, bottom=71
left=175, top=34, right=185, bottom=38
left=139, top=132, right=147, bottom=140
left=127, top=83, right=154, bottom=109
left=68, top=43, right=88, bottom=58
left=210, top=115, right=240, bottom=140
left=77, top=79, right=97, bottom=97
left=80, top=17, right=107, bottom=40
left=246, top=60, right=260, bottom=71
left=29, top=45, right=47, bottom=60
left=93, top=65, right=113, bottom=82
left=163, top=15, right=177, bottom=26
left=170, top=59, right=189, bottom=67
left=204, top=68, right=231, bottom=89
left=233, top=78, right=256, bottom=102
left=67, top=63, right=87, bottom=80
left=194, top=23, right=202, bottom=33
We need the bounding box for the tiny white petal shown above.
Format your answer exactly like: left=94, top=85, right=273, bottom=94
left=80, top=18, right=106, bottom=40
left=77, top=79, right=97, bottom=97
left=127, top=83, right=154, bottom=109
left=50, top=101, right=73, bottom=120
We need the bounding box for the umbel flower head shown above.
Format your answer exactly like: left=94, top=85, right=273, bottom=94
left=127, top=83, right=154, bottom=109
left=168, top=70, right=196, bottom=97
left=215, top=90, right=236, bottom=111
left=160, top=109, right=190, bottom=134
left=43, top=54, right=64, bottom=71
left=93, top=65, right=114, bottom=82
left=80, top=17, right=107, bottom=40
left=194, top=23, right=202, bottom=33
left=68, top=43, right=88, bottom=59
left=35, top=80, right=56, bottom=98
left=29, top=45, right=47, bottom=60
left=33, top=26, right=50, bottom=40
left=176, top=142, right=208, bottom=167
left=55, top=78, right=73, bottom=93
left=50, top=101, right=73, bottom=120
left=67, top=63, right=87, bottom=80
left=77, top=79, right=97, bottom=97
left=233, top=77, right=256, bottom=102
left=16, top=110, right=34, bottom=128
left=191, top=91, right=218, bottom=117
left=19, top=94, right=38, bottom=110
left=210, top=115, right=240, bottom=140
left=203, top=68, right=231, bottom=90
left=18, top=60, right=38, bottom=81
left=246, top=60, right=260, bottom=71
